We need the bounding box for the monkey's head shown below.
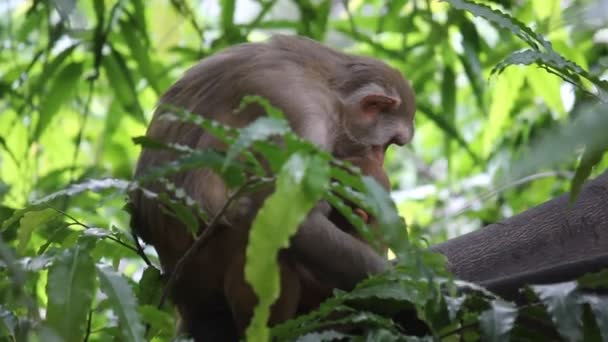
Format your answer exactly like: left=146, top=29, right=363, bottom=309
left=333, top=59, right=416, bottom=161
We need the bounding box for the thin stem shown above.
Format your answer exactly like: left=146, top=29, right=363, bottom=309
left=158, top=178, right=262, bottom=309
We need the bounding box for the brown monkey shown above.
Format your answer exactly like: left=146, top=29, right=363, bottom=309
left=154, top=154, right=393, bottom=339
left=129, top=35, right=415, bottom=340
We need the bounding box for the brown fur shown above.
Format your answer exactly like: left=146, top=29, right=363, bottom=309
left=129, top=35, right=414, bottom=340
left=161, top=155, right=392, bottom=340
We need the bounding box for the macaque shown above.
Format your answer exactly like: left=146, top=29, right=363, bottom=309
left=139, top=154, right=392, bottom=340
left=129, top=35, right=415, bottom=340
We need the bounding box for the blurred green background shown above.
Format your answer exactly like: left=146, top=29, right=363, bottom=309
left=1, top=0, right=608, bottom=340
left=2, top=0, right=606, bottom=243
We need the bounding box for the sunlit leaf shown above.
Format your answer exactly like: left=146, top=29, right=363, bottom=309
left=137, top=267, right=163, bottom=306
left=510, top=102, right=608, bottom=180
left=361, top=175, right=409, bottom=258
left=237, top=95, right=286, bottom=119
left=34, top=62, right=83, bottom=141
left=525, top=68, right=565, bottom=117
left=532, top=282, right=582, bottom=341
left=102, top=49, right=145, bottom=123
left=245, top=153, right=329, bottom=341
left=0, top=305, right=17, bottom=338
left=119, top=18, right=161, bottom=95
left=570, top=146, right=605, bottom=203
left=17, top=208, right=59, bottom=252
left=580, top=295, right=608, bottom=342
left=97, top=264, right=145, bottom=342
left=138, top=305, right=175, bottom=339
left=297, top=330, right=351, bottom=341
left=483, top=68, right=524, bottom=157
left=578, top=270, right=608, bottom=290
left=32, top=179, right=130, bottom=205
left=224, top=116, right=290, bottom=170
left=46, top=246, right=96, bottom=342
left=479, top=300, right=518, bottom=342
left=441, top=66, right=456, bottom=121
left=417, top=103, right=480, bottom=162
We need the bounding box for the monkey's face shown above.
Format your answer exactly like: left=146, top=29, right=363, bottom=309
left=337, top=80, right=415, bottom=159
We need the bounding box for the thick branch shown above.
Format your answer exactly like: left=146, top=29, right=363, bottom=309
left=430, top=170, right=608, bottom=297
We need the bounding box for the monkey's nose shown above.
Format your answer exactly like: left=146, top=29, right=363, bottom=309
left=387, top=133, right=408, bottom=147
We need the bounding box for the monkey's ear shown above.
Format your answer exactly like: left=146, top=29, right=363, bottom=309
left=361, top=94, right=399, bottom=116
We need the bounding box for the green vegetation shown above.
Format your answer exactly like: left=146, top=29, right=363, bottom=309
left=1, top=0, right=607, bottom=341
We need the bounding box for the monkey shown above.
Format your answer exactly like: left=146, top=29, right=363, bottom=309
left=150, top=153, right=394, bottom=340
left=129, top=34, right=415, bottom=340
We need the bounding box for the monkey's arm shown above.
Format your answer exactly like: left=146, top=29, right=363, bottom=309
left=290, top=204, right=389, bottom=290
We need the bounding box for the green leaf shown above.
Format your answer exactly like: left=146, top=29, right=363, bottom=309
left=570, top=146, right=605, bottom=203
left=457, top=15, right=484, bottom=109
left=33, top=44, right=79, bottom=93
left=578, top=270, right=608, bottom=290
left=34, top=62, right=84, bottom=141
left=45, top=246, right=96, bottom=342
left=245, top=153, right=330, bottom=341
left=224, top=116, right=290, bottom=170
left=443, top=0, right=547, bottom=50
left=445, top=0, right=608, bottom=101
left=138, top=305, right=175, bottom=339
left=119, top=18, right=161, bottom=95
left=237, top=95, right=286, bottom=119
left=17, top=208, right=60, bottom=252
left=479, top=300, right=518, bottom=342
left=441, top=66, right=456, bottom=121
left=92, top=0, right=105, bottom=21
left=483, top=68, right=524, bottom=157
left=510, top=102, right=608, bottom=180
left=445, top=295, right=466, bottom=321
left=493, top=49, right=608, bottom=102
left=345, top=272, right=435, bottom=312
left=102, top=49, right=145, bottom=124
left=157, top=192, right=200, bottom=236
left=418, top=103, right=480, bottom=163
left=96, top=264, right=145, bottom=342
left=32, top=178, right=130, bottom=205
left=0, top=305, right=17, bottom=338
left=298, top=330, right=351, bottom=341
left=134, top=145, right=246, bottom=188
left=221, top=0, right=237, bottom=38
left=580, top=295, right=608, bottom=342
left=531, top=282, right=582, bottom=341
left=361, top=174, right=409, bottom=258
left=525, top=67, right=565, bottom=117
left=137, top=267, right=163, bottom=306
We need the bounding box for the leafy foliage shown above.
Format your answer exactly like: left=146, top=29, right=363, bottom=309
left=1, top=0, right=608, bottom=341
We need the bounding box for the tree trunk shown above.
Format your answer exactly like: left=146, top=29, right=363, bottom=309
left=430, top=170, right=608, bottom=298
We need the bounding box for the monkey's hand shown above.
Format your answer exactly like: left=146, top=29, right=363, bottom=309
left=290, top=203, right=389, bottom=291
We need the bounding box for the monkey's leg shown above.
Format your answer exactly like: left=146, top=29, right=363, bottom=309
left=224, top=251, right=302, bottom=336
left=169, top=227, right=242, bottom=342
left=175, top=292, right=237, bottom=342
left=294, top=262, right=335, bottom=313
